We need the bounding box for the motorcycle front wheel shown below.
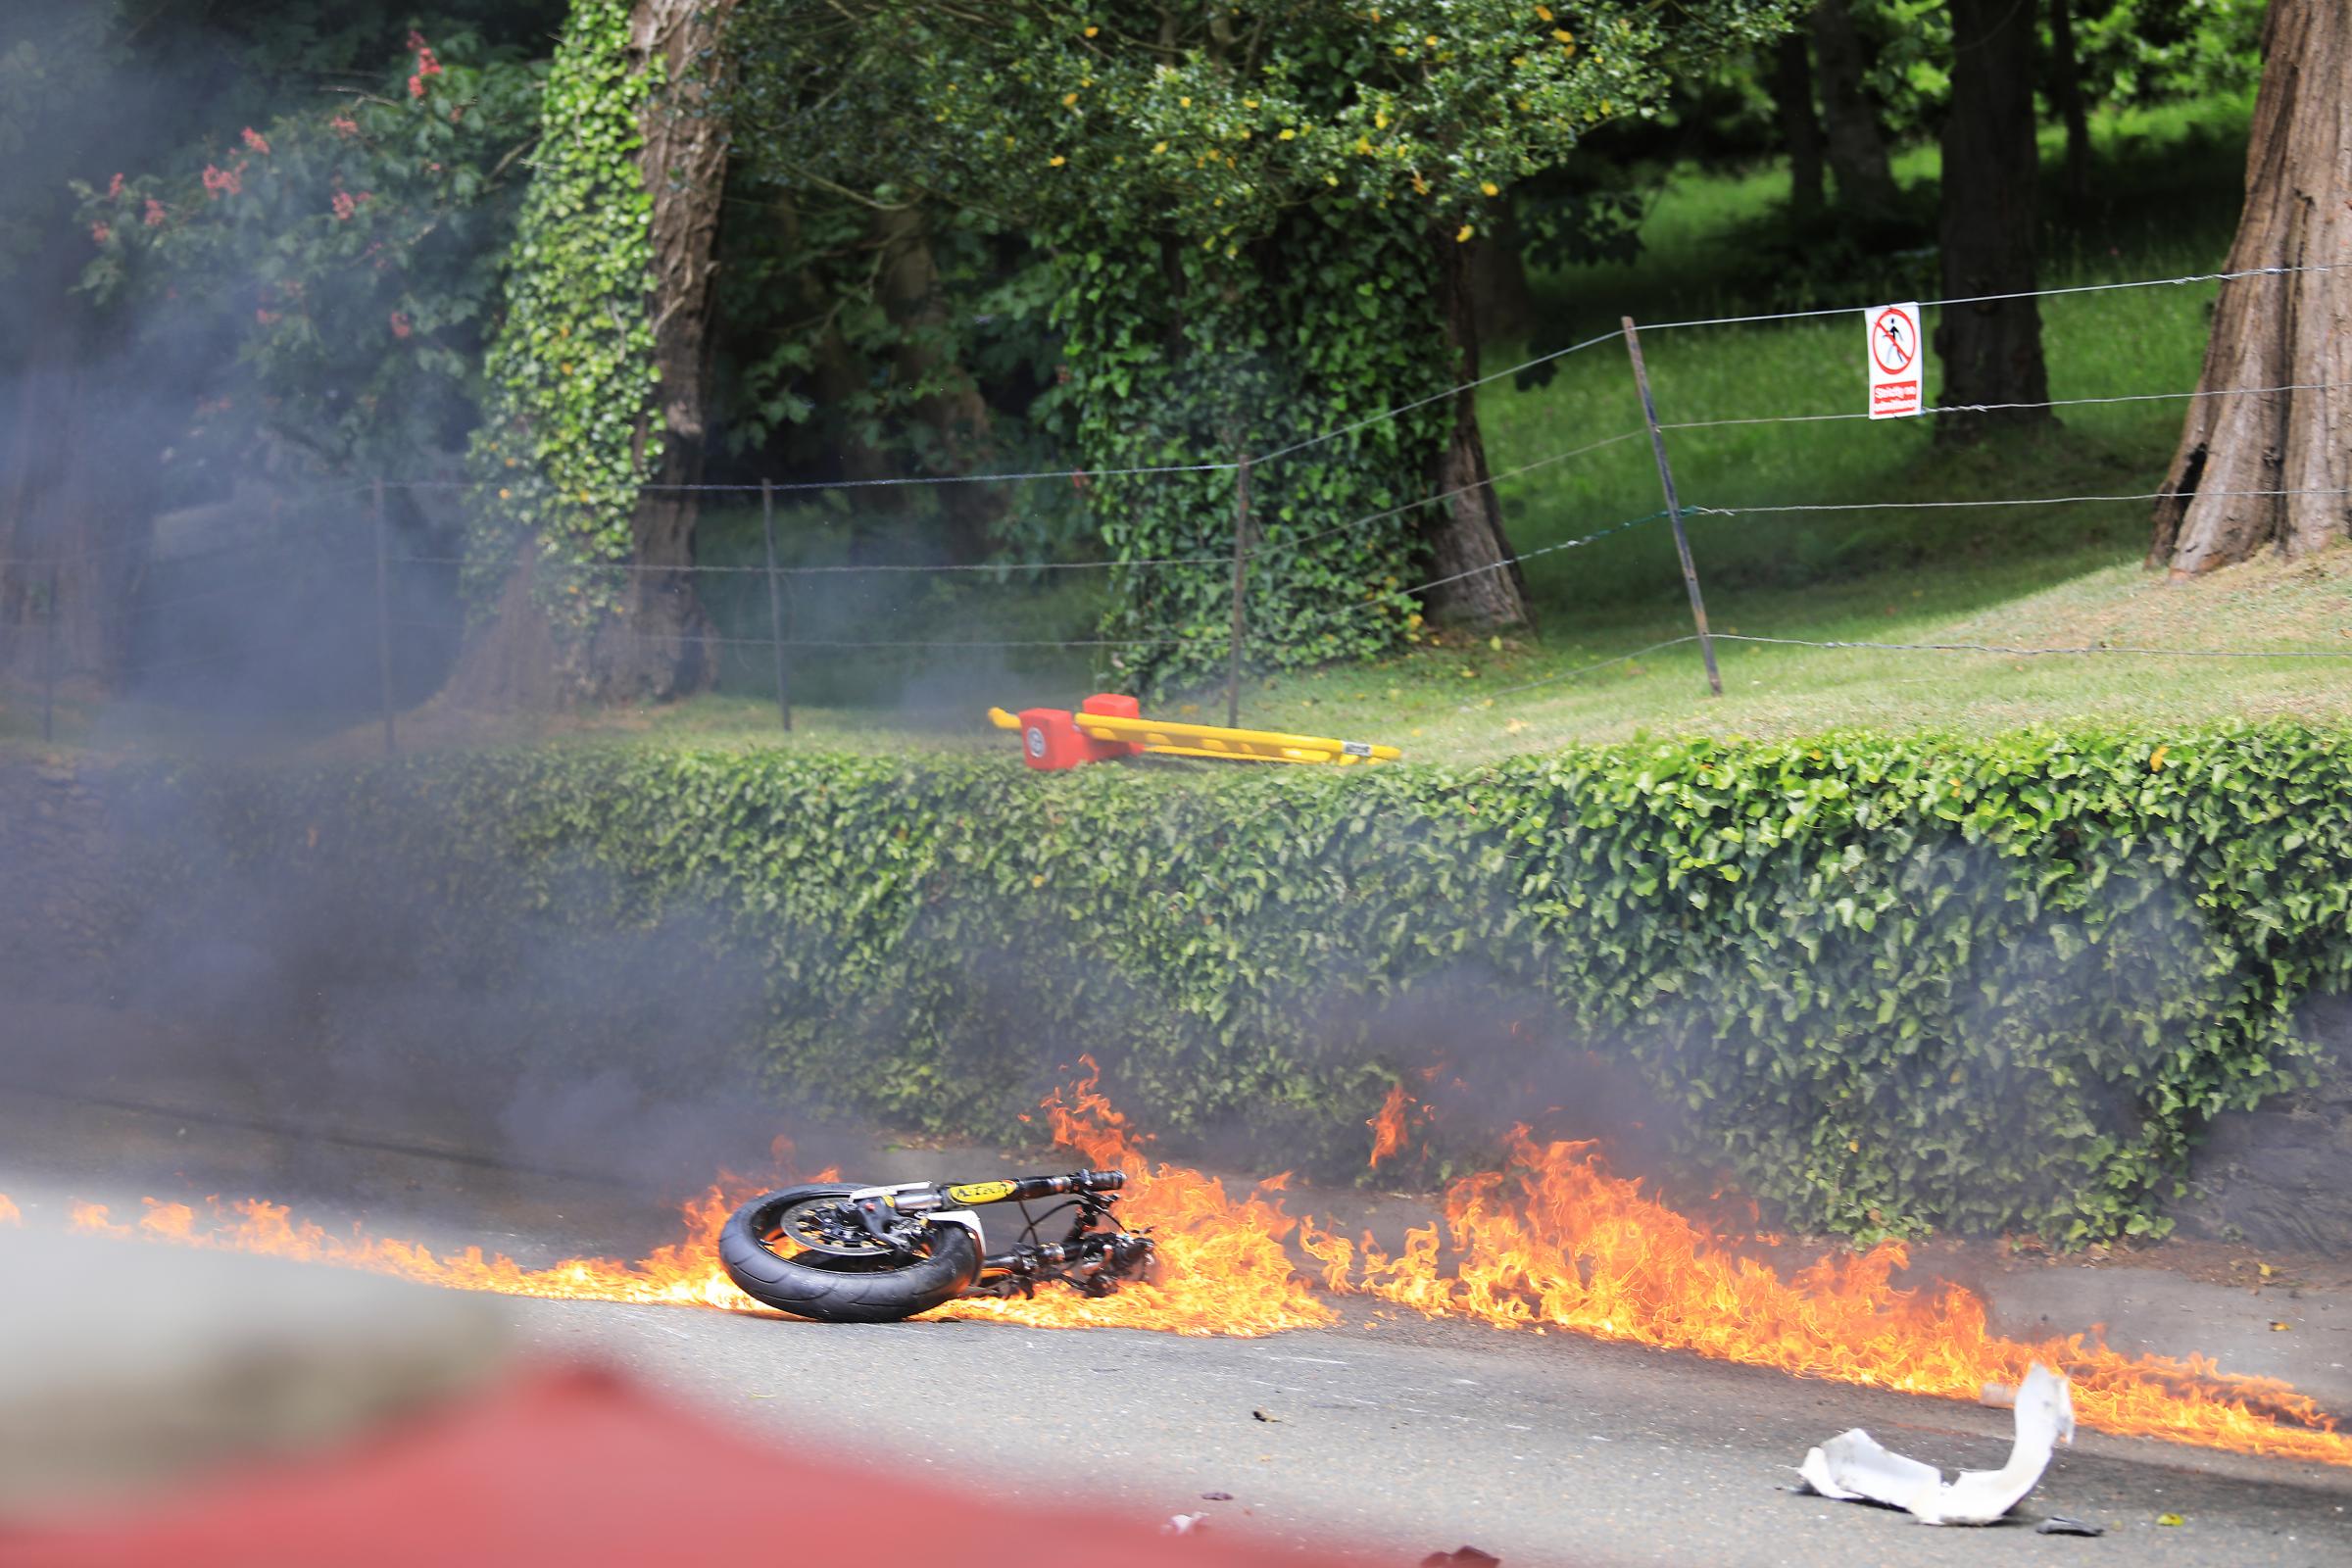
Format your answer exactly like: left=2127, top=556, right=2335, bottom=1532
left=718, top=1184, right=981, bottom=1324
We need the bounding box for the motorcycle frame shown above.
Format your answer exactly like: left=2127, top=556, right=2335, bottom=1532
left=840, top=1172, right=1150, bottom=1300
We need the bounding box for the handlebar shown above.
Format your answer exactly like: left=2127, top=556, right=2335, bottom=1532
left=937, top=1171, right=1127, bottom=1208
left=1005, top=1169, right=1125, bottom=1201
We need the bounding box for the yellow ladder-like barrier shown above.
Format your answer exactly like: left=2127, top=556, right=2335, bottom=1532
left=986, top=705, right=1400, bottom=768
left=1072, top=711, right=1399, bottom=766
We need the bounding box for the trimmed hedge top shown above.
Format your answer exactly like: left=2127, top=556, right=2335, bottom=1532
left=139, top=719, right=2352, bottom=1244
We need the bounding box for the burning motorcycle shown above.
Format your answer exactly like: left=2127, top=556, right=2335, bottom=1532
left=718, top=1169, right=1154, bottom=1323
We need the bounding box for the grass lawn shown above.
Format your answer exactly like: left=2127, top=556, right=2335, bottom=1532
left=461, top=537, right=2348, bottom=766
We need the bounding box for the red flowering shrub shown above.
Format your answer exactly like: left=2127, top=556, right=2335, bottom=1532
left=407, top=30, right=444, bottom=99
left=70, top=28, right=542, bottom=473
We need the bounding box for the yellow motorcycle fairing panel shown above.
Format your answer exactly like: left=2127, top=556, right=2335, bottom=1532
left=944, top=1180, right=1019, bottom=1205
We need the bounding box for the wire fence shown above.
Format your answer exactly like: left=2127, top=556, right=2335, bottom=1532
left=7, top=260, right=2348, bottom=751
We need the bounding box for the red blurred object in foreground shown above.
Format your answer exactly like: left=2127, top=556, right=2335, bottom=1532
left=0, top=1364, right=1375, bottom=1568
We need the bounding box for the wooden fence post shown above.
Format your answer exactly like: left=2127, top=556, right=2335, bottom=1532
left=761, top=479, right=791, bottom=732
left=41, top=564, right=59, bottom=743
left=372, top=479, right=397, bottom=757
left=1621, top=317, right=1723, bottom=697
left=1225, top=454, right=1253, bottom=729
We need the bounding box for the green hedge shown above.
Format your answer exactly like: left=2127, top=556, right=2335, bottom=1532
left=133, top=720, right=2352, bottom=1244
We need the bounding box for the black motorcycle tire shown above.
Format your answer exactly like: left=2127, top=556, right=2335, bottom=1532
left=718, top=1183, right=982, bottom=1324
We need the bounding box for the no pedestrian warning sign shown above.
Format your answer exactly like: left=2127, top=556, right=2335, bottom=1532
left=1866, top=301, right=1923, bottom=418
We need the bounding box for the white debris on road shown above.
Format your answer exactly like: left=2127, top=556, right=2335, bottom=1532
left=1794, top=1363, right=2075, bottom=1526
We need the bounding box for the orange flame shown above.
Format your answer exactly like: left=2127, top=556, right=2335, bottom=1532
left=1367, top=1082, right=1415, bottom=1168
left=938, top=1060, right=1332, bottom=1335
left=0, top=1192, right=20, bottom=1226
left=29, top=1074, right=2352, bottom=1467
left=42, top=1061, right=1327, bottom=1339
left=67, top=1187, right=762, bottom=1311
left=1298, top=1128, right=2351, bottom=1465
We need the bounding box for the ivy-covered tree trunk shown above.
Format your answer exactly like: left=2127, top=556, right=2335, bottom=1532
left=2148, top=0, right=2351, bottom=574
left=1079, top=211, right=1438, bottom=693
left=1932, top=0, right=2049, bottom=445
left=1419, top=227, right=1530, bottom=629
left=454, top=0, right=733, bottom=709
left=586, top=0, right=738, bottom=701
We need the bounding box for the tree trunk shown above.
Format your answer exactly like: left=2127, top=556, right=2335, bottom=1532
left=2047, top=0, right=2091, bottom=206
left=582, top=0, right=740, bottom=702
left=440, top=539, right=569, bottom=712
left=1418, top=229, right=1530, bottom=628
left=1770, top=29, right=1827, bottom=222
left=1932, top=0, right=2050, bottom=444
left=1468, top=203, right=1538, bottom=345
left=0, top=315, right=148, bottom=701
left=1811, top=0, right=1899, bottom=220
left=875, top=204, right=1004, bottom=563
left=2149, top=0, right=2351, bottom=574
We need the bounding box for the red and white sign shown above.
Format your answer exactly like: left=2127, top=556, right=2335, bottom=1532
left=1865, top=302, right=1923, bottom=419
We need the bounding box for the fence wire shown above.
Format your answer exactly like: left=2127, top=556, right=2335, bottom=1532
left=14, top=258, right=2345, bottom=750
left=1659, top=380, right=2346, bottom=434
left=1691, top=485, right=2352, bottom=519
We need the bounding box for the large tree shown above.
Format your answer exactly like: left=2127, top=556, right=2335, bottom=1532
left=592, top=0, right=740, bottom=698
left=2148, top=0, right=2349, bottom=574
left=459, top=0, right=738, bottom=707
left=1932, top=0, right=2049, bottom=442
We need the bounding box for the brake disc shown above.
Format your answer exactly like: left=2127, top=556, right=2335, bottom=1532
left=772, top=1195, right=926, bottom=1259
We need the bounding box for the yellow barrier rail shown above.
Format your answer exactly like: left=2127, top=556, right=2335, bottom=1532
left=1072, top=711, right=1399, bottom=766
left=987, top=705, right=1399, bottom=768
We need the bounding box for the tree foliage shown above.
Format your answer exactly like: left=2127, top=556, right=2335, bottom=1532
left=71, top=31, right=543, bottom=479
left=732, top=0, right=1798, bottom=686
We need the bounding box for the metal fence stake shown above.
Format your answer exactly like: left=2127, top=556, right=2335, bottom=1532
left=372, top=478, right=397, bottom=757
left=761, top=479, right=791, bottom=732
left=41, top=564, right=59, bottom=743
left=1621, top=317, right=1723, bottom=697
left=1225, top=453, right=1253, bottom=729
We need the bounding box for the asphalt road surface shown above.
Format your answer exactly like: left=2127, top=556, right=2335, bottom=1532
left=3, top=1084, right=2348, bottom=1567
